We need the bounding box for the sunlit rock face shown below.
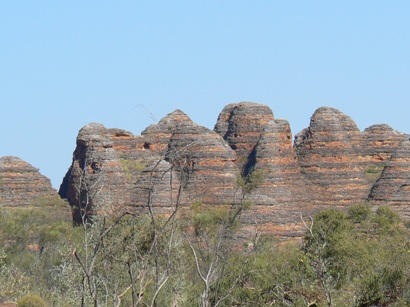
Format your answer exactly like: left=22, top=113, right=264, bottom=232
left=59, top=110, right=239, bottom=223
left=59, top=103, right=410, bottom=239
left=293, top=107, right=368, bottom=206
left=294, top=107, right=409, bottom=209
left=0, top=156, right=59, bottom=207
left=369, top=141, right=410, bottom=219
left=360, top=124, right=406, bottom=161
left=214, top=102, right=275, bottom=171
left=213, top=103, right=310, bottom=238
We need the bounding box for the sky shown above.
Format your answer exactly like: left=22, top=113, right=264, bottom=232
left=1, top=1, right=410, bottom=189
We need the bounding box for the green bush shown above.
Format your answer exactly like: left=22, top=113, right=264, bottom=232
left=373, top=206, right=400, bottom=232
left=0, top=198, right=409, bottom=306
left=364, top=164, right=384, bottom=182
left=0, top=205, right=75, bottom=304
left=17, top=294, right=47, bottom=307
left=119, top=158, right=148, bottom=180
left=305, top=208, right=353, bottom=247
left=348, top=203, right=372, bottom=223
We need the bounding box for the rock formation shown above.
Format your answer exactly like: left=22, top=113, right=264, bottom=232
left=214, top=102, right=275, bottom=172
left=294, top=107, right=371, bottom=207
left=0, top=156, right=59, bottom=207
left=59, top=110, right=239, bottom=223
left=58, top=102, right=410, bottom=239
left=2, top=101, right=408, bottom=240
left=368, top=140, right=410, bottom=219
left=243, top=119, right=310, bottom=238
left=294, top=107, right=409, bottom=209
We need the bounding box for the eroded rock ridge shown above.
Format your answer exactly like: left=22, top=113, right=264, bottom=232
left=58, top=103, right=410, bottom=238
left=0, top=156, right=59, bottom=207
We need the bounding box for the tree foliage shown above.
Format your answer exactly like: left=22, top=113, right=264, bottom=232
left=0, top=199, right=409, bottom=306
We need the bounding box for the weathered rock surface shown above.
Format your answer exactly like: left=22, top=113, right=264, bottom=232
left=163, top=112, right=238, bottom=205
left=294, top=107, right=370, bottom=207
left=59, top=110, right=239, bottom=222
left=368, top=140, right=410, bottom=219
left=294, top=107, right=409, bottom=209
left=361, top=124, right=406, bottom=160
left=0, top=156, right=58, bottom=206
left=253, top=119, right=307, bottom=205
left=213, top=103, right=310, bottom=237
left=244, top=119, right=310, bottom=238
left=59, top=103, right=410, bottom=239
left=133, top=109, right=239, bottom=210
left=214, top=102, right=274, bottom=171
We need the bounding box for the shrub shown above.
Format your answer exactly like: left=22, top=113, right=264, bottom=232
left=373, top=206, right=400, bottom=231
left=364, top=164, right=384, bottom=182
left=348, top=203, right=372, bottom=223
left=119, top=158, right=147, bottom=180
left=17, top=294, right=47, bottom=307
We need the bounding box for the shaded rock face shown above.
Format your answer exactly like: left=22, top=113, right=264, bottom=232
left=60, top=103, right=410, bottom=238
left=59, top=123, right=136, bottom=221
left=133, top=110, right=238, bottom=211
left=0, top=156, right=58, bottom=206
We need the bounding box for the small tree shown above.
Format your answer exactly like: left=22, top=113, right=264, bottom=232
left=302, top=209, right=354, bottom=306
left=72, top=142, right=192, bottom=306
left=184, top=170, right=264, bottom=307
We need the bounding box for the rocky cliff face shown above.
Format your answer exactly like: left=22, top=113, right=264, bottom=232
left=368, top=140, right=410, bottom=219
left=214, top=102, right=275, bottom=171
left=59, top=110, right=239, bottom=223
left=59, top=103, right=410, bottom=238
left=59, top=123, right=137, bottom=221
left=294, top=107, right=372, bottom=207
left=0, top=156, right=59, bottom=207
left=294, top=107, right=409, bottom=209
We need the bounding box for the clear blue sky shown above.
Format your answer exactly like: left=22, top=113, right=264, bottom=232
left=1, top=1, right=409, bottom=188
